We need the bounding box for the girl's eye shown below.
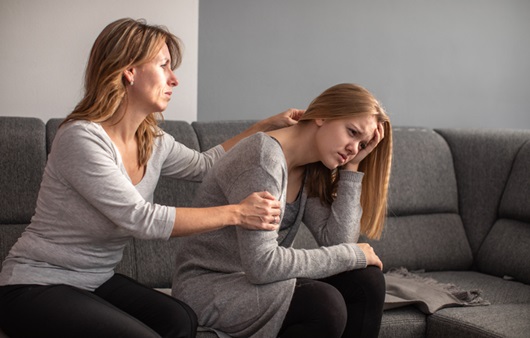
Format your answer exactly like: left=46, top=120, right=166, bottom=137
left=359, top=143, right=367, bottom=150
left=348, top=128, right=357, bottom=136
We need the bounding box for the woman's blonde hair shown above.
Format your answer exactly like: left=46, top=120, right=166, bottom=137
left=61, top=18, right=182, bottom=166
left=301, top=83, right=392, bottom=239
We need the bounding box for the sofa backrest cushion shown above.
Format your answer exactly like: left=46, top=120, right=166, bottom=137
left=0, top=117, right=46, bottom=263
left=0, top=117, right=46, bottom=223
left=46, top=118, right=63, bottom=154
left=363, top=128, right=473, bottom=272
left=192, top=120, right=258, bottom=151
left=436, top=129, right=530, bottom=257
left=498, top=140, right=530, bottom=223
left=477, top=140, right=530, bottom=284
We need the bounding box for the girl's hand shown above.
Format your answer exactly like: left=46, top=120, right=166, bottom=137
left=236, top=191, right=282, bottom=231
left=260, top=108, right=305, bottom=131
left=357, top=243, right=383, bottom=270
left=343, top=122, right=385, bottom=171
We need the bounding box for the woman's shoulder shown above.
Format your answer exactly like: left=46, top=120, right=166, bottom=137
left=56, top=120, right=104, bottom=139
left=52, top=120, right=112, bottom=154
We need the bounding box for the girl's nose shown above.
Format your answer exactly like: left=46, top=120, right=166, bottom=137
left=346, top=142, right=358, bottom=155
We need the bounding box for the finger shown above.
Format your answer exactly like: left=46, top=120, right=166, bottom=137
left=291, top=109, right=305, bottom=120
left=265, top=223, right=279, bottom=231
left=257, top=191, right=277, bottom=201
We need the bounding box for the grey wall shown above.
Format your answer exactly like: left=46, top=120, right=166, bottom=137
left=198, top=0, right=530, bottom=129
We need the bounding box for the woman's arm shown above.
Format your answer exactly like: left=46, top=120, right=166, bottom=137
left=220, top=108, right=304, bottom=151
left=54, top=123, right=280, bottom=240
left=171, top=191, right=281, bottom=236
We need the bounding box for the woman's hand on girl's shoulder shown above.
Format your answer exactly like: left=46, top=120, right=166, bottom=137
left=236, top=191, right=282, bottom=231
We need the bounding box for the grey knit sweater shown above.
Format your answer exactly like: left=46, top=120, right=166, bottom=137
left=0, top=121, right=223, bottom=291
left=172, top=132, right=367, bottom=338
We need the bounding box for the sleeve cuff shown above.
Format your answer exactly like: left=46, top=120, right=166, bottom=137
left=338, top=170, right=364, bottom=183
left=349, top=243, right=368, bottom=269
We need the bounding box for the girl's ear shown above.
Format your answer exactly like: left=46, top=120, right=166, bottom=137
left=315, top=118, right=325, bottom=127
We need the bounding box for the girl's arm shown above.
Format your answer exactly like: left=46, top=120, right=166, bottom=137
left=302, top=170, right=364, bottom=246
left=221, top=164, right=366, bottom=285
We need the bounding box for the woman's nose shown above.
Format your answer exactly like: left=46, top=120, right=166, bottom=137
left=169, top=73, right=179, bottom=87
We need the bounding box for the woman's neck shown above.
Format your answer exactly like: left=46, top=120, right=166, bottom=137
left=101, top=106, right=146, bottom=144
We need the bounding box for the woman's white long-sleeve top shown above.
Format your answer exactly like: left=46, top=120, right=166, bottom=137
left=0, top=120, right=223, bottom=291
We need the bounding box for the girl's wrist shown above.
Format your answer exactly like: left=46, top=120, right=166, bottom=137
left=342, top=161, right=359, bottom=172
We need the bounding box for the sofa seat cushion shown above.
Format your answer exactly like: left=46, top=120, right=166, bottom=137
left=427, top=304, right=530, bottom=338
left=380, top=306, right=426, bottom=338
left=422, top=271, right=530, bottom=305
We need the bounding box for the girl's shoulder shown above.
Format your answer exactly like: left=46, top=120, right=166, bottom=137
left=232, top=132, right=282, bottom=155
left=218, top=132, right=285, bottom=175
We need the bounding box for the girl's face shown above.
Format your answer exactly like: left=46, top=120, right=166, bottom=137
left=128, top=44, right=178, bottom=114
left=314, top=114, right=378, bottom=169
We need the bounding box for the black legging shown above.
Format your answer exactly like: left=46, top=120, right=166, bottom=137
left=279, top=266, right=386, bottom=338
left=0, top=273, right=197, bottom=338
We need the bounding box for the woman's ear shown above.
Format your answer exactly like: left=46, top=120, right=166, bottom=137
left=314, top=118, right=325, bottom=127
left=123, top=68, right=135, bottom=85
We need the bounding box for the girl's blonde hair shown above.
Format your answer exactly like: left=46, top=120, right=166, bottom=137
left=61, top=18, right=182, bottom=166
left=301, top=83, right=392, bottom=239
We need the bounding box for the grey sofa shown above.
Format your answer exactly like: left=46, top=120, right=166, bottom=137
left=1, top=116, right=529, bottom=338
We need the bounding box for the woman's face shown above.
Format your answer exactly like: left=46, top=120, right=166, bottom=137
left=129, top=44, right=178, bottom=114
left=315, top=114, right=378, bottom=169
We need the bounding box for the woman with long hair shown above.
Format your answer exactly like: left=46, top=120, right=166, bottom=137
left=0, top=18, right=300, bottom=338
left=172, top=83, right=392, bottom=338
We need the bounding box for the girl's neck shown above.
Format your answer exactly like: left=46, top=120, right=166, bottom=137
left=267, top=122, right=319, bottom=172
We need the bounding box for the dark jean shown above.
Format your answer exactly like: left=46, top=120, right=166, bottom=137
left=0, top=273, right=197, bottom=338
left=279, top=266, right=386, bottom=338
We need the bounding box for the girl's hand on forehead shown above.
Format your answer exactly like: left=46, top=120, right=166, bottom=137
left=343, top=122, right=385, bottom=171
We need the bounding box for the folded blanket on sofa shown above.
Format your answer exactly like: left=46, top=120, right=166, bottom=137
left=383, top=267, right=490, bottom=314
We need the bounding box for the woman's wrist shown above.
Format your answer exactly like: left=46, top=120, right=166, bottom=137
left=250, top=119, right=272, bottom=132
left=229, top=204, right=242, bottom=226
